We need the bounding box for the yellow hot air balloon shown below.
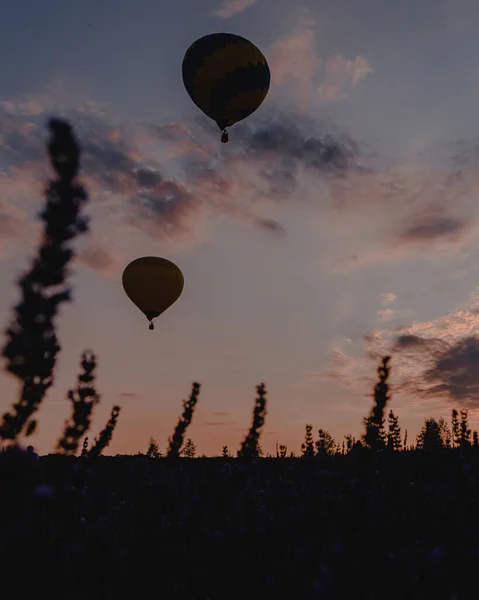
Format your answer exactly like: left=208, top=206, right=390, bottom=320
left=122, top=257, right=184, bottom=330
left=182, top=32, right=271, bottom=143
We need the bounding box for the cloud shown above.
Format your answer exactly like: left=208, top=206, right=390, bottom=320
left=12, top=79, right=479, bottom=290
left=255, top=218, right=286, bottom=236
left=393, top=334, right=443, bottom=351
left=381, top=293, right=397, bottom=306
left=418, top=337, right=479, bottom=406
left=213, top=0, right=258, bottom=18
left=318, top=56, right=373, bottom=103
left=324, top=157, right=479, bottom=272
left=135, top=167, right=163, bottom=189
left=319, top=295, right=479, bottom=409
left=8, top=85, right=479, bottom=290
left=267, top=11, right=373, bottom=112
left=377, top=308, right=395, bottom=323
left=77, top=245, right=115, bottom=272
left=399, top=215, right=469, bottom=243
left=0, top=210, right=22, bottom=235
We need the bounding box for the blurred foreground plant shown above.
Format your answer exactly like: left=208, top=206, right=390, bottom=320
left=56, top=351, right=100, bottom=455
left=0, top=119, right=89, bottom=443
left=363, top=356, right=391, bottom=452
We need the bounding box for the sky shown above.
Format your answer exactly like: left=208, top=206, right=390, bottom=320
left=2, top=0, right=479, bottom=456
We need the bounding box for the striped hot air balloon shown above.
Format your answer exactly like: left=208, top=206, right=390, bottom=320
left=182, top=33, right=271, bottom=143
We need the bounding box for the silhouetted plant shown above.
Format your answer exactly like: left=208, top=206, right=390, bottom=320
left=473, top=431, right=479, bottom=447
left=222, top=445, right=231, bottom=458
left=81, top=437, right=89, bottom=457
left=279, top=444, right=287, bottom=458
left=460, top=410, right=472, bottom=448
left=257, top=440, right=264, bottom=457
left=387, top=410, right=402, bottom=451
left=183, top=438, right=197, bottom=458
left=452, top=409, right=460, bottom=448
left=0, top=119, right=89, bottom=443
left=56, top=351, right=99, bottom=455
left=439, top=417, right=452, bottom=448
left=403, top=429, right=408, bottom=449
left=315, top=429, right=336, bottom=455
left=238, top=383, right=267, bottom=459
left=167, top=382, right=201, bottom=459
left=363, top=356, right=390, bottom=451
left=416, top=417, right=443, bottom=451
left=301, top=424, right=315, bottom=458
left=88, top=405, right=121, bottom=457
left=147, top=437, right=162, bottom=458
left=345, top=434, right=354, bottom=453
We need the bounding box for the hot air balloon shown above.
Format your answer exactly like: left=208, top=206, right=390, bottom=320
left=182, top=33, right=270, bottom=143
left=122, top=257, right=184, bottom=331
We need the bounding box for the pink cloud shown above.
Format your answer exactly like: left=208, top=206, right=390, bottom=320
left=267, top=10, right=373, bottom=111
left=318, top=55, right=373, bottom=102
left=381, top=293, right=397, bottom=306
left=317, top=294, right=479, bottom=410
left=212, top=0, right=258, bottom=18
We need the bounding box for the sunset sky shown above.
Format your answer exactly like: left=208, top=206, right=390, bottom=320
left=2, top=0, right=479, bottom=456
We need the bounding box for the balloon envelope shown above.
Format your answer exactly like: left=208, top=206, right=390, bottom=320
left=122, top=257, right=184, bottom=325
left=182, top=33, right=270, bottom=140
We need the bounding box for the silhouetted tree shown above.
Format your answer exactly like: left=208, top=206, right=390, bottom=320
left=387, top=410, right=402, bottom=451
left=88, top=405, right=121, bottom=457
left=301, top=424, right=315, bottom=458
left=438, top=417, right=452, bottom=449
left=0, top=119, right=89, bottom=443
left=416, top=417, right=443, bottom=451
left=344, top=434, right=354, bottom=453
left=460, top=410, right=472, bottom=448
left=167, top=382, right=201, bottom=459
left=183, top=438, right=197, bottom=458
left=452, top=409, right=460, bottom=448
left=363, top=356, right=390, bottom=451
left=403, top=429, right=408, bottom=450
left=239, top=383, right=267, bottom=459
left=315, top=429, right=336, bottom=455
left=279, top=444, right=287, bottom=458
left=146, top=437, right=162, bottom=458
left=473, top=431, right=479, bottom=447
left=56, top=351, right=99, bottom=455
left=222, top=445, right=231, bottom=458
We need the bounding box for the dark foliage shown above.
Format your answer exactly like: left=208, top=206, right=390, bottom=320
left=387, top=410, right=402, bottom=452
left=146, top=437, right=162, bottom=458
left=0, top=119, right=89, bottom=442
left=88, top=405, right=121, bottom=457
left=238, top=383, right=267, bottom=459
left=167, top=382, right=201, bottom=459
left=56, top=351, right=99, bottom=455
left=301, top=423, right=315, bottom=458
left=363, top=356, right=390, bottom=451
left=81, top=437, right=89, bottom=457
